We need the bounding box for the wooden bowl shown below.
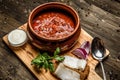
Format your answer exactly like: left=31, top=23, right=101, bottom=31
left=27, top=2, right=80, bottom=52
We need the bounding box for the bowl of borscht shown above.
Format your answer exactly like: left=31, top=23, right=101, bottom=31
left=27, top=2, right=81, bottom=52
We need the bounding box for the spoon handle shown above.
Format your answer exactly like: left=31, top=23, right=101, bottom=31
left=100, top=61, right=106, bottom=80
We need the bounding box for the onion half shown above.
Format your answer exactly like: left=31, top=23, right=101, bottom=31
left=72, top=41, right=90, bottom=59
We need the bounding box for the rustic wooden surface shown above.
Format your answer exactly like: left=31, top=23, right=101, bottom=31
left=0, top=0, right=120, bottom=80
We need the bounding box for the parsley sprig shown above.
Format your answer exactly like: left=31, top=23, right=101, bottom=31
left=31, top=47, right=64, bottom=72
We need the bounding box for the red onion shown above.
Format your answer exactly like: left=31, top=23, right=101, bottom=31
left=80, top=41, right=91, bottom=54
left=72, top=41, right=90, bottom=59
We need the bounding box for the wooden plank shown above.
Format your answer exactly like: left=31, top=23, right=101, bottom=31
left=3, top=23, right=109, bottom=80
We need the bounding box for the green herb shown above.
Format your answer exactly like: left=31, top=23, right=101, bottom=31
left=31, top=47, right=64, bottom=72
left=54, top=56, right=65, bottom=62
left=54, top=47, right=60, bottom=56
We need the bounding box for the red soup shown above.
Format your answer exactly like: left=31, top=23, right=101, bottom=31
left=32, top=12, right=75, bottom=39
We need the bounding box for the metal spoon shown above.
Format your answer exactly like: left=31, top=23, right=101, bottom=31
left=91, top=37, right=106, bottom=80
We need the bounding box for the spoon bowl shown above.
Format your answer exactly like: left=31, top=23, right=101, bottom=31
left=91, top=37, right=106, bottom=80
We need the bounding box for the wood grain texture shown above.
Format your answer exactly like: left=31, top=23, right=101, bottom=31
left=3, top=23, right=109, bottom=80
left=0, top=0, right=120, bottom=80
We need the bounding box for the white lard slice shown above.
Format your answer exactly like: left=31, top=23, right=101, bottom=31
left=63, top=56, right=87, bottom=71
left=54, top=63, right=80, bottom=80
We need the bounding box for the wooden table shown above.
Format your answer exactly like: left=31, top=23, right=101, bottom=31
left=0, top=0, right=120, bottom=80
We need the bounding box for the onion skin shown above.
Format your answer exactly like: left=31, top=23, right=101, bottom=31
left=72, top=41, right=90, bottom=59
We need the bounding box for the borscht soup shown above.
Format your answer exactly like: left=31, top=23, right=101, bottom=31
left=32, top=11, right=75, bottom=39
